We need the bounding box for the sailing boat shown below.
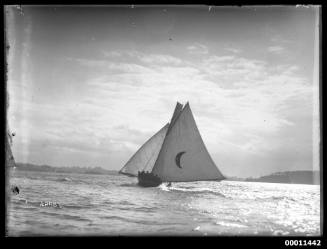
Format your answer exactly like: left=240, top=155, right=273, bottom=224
left=119, top=102, right=225, bottom=187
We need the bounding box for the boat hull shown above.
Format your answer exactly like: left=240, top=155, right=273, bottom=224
left=137, top=172, right=162, bottom=187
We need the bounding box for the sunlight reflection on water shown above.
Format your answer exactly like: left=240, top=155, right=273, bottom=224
left=7, top=171, right=320, bottom=236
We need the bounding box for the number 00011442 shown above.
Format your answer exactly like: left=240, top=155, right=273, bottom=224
left=285, top=240, right=321, bottom=246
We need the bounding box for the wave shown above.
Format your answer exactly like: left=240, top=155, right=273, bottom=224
left=215, top=221, right=248, bottom=228
left=272, top=196, right=297, bottom=202
left=38, top=211, right=91, bottom=222
left=132, top=206, right=158, bottom=212
left=116, top=206, right=158, bottom=213
left=56, top=177, right=73, bottom=182
left=100, top=215, right=132, bottom=223
left=62, top=203, right=95, bottom=210
left=47, top=177, right=94, bottom=185
left=119, top=183, right=138, bottom=187
left=13, top=205, right=39, bottom=212
left=117, top=200, right=135, bottom=206
left=161, top=186, right=227, bottom=198
left=254, top=196, right=298, bottom=202
left=13, top=198, right=41, bottom=207
left=60, top=214, right=91, bottom=222
left=100, top=215, right=164, bottom=226
left=158, top=185, right=170, bottom=191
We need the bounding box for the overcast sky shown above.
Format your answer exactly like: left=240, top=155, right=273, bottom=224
left=6, top=5, right=320, bottom=178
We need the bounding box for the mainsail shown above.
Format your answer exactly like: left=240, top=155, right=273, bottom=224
left=119, top=123, right=169, bottom=176
left=151, top=102, right=225, bottom=182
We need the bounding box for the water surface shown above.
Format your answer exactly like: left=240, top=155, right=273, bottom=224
left=6, top=170, right=320, bottom=236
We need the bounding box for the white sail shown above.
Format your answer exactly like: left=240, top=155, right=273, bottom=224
left=119, top=123, right=169, bottom=176
left=151, top=103, right=225, bottom=182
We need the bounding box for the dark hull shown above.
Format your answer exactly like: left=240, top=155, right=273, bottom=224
left=137, top=172, right=162, bottom=187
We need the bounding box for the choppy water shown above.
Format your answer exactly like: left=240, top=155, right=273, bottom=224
left=6, top=170, right=321, bottom=236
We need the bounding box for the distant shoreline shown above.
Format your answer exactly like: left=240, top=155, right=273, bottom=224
left=228, top=171, right=320, bottom=185
left=10, top=163, right=320, bottom=185
left=12, top=162, right=118, bottom=175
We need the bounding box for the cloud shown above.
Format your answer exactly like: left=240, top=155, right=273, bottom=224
left=225, top=48, right=242, bottom=54
left=268, top=45, right=285, bottom=54
left=271, top=35, right=294, bottom=44
left=71, top=52, right=312, bottom=149
left=138, top=54, right=182, bottom=66
left=10, top=47, right=316, bottom=176
left=102, top=50, right=182, bottom=66
left=102, top=50, right=121, bottom=57
left=187, top=43, right=208, bottom=55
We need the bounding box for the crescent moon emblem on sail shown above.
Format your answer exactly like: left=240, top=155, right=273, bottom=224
left=175, top=151, right=186, bottom=169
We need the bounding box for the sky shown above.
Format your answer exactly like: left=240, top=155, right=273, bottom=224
left=5, top=5, right=320, bottom=178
